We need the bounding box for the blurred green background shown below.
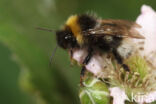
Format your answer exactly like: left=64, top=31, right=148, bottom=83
left=0, top=0, right=156, bottom=104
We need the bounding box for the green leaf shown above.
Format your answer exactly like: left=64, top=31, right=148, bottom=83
left=0, top=23, right=76, bottom=104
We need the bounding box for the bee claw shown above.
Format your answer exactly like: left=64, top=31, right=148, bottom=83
left=80, top=66, right=86, bottom=87
left=122, top=64, right=130, bottom=72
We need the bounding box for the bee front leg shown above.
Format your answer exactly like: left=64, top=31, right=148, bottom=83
left=80, top=66, right=86, bottom=86
left=83, top=48, right=93, bottom=65
left=80, top=48, right=93, bottom=86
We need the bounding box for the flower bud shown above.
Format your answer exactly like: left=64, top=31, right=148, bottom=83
left=79, top=74, right=110, bottom=104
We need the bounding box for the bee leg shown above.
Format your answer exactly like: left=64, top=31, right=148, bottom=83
left=80, top=66, right=86, bottom=86
left=112, top=49, right=130, bottom=71
left=80, top=48, right=93, bottom=86
left=122, top=64, right=130, bottom=71
left=83, top=48, right=93, bottom=65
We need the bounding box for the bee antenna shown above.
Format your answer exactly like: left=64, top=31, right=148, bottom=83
left=36, top=27, right=56, bottom=32
left=49, top=45, right=58, bottom=66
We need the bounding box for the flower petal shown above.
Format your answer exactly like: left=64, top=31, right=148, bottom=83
left=109, top=87, right=129, bottom=104
left=136, top=5, right=156, bottom=55
left=72, top=48, right=112, bottom=76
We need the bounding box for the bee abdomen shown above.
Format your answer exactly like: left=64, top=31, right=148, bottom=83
left=117, top=42, right=133, bottom=59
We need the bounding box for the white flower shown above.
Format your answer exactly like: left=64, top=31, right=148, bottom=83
left=72, top=48, right=88, bottom=64
left=72, top=49, right=114, bottom=77
left=72, top=48, right=109, bottom=75
left=136, top=5, right=156, bottom=55
left=109, top=87, right=129, bottom=104
left=135, top=5, right=156, bottom=68
left=71, top=4, right=156, bottom=104
left=111, top=5, right=156, bottom=104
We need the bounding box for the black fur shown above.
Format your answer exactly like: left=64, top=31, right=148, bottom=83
left=78, top=14, right=97, bottom=31
left=56, top=14, right=129, bottom=72
left=87, top=35, right=130, bottom=71
left=112, top=48, right=130, bottom=71
left=88, top=36, right=122, bottom=52
left=56, top=27, right=78, bottom=49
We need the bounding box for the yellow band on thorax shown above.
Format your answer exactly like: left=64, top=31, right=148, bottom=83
left=66, top=15, right=84, bottom=45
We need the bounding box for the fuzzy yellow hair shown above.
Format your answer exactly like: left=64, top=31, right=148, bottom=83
left=66, top=15, right=84, bottom=45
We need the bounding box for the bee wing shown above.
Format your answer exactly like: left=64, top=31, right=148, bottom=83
left=83, top=19, right=145, bottom=39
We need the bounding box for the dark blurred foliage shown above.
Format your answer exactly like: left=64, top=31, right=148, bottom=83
left=0, top=0, right=156, bottom=104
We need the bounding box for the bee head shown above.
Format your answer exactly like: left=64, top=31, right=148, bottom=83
left=56, top=27, right=78, bottom=49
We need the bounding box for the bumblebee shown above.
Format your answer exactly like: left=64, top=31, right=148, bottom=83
left=55, top=14, right=144, bottom=79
